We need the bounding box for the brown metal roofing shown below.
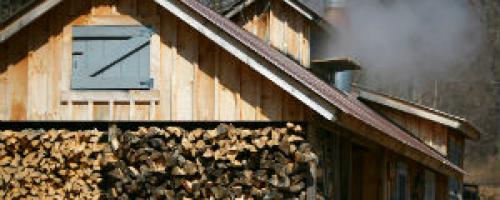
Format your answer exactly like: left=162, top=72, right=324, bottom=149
left=356, top=85, right=481, bottom=140
left=0, top=0, right=463, bottom=175
left=180, top=0, right=464, bottom=174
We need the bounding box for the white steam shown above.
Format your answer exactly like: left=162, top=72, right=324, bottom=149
left=325, top=0, right=484, bottom=83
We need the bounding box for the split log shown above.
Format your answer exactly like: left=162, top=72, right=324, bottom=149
left=0, top=129, right=107, bottom=199
left=0, top=123, right=317, bottom=199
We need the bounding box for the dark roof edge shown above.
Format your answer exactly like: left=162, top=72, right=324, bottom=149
left=0, top=0, right=466, bottom=177
left=177, top=0, right=465, bottom=176
left=224, top=0, right=324, bottom=21
left=0, top=0, right=63, bottom=43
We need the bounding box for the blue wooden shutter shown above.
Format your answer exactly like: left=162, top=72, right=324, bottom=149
left=71, top=26, right=153, bottom=90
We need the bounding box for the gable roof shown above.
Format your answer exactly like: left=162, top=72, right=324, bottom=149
left=293, top=0, right=325, bottom=18
left=0, top=0, right=464, bottom=177
left=222, top=0, right=324, bottom=20
left=356, top=86, right=481, bottom=140
left=0, top=0, right=63, bottom=43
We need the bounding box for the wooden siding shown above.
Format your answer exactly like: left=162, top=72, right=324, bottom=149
left=233, top=0, right=310, bottom=67
left=308, top=120, right=451, bottom=200
left=366, top=102, right=449, bottom=156
left=0, top=0, right=307, bottom=121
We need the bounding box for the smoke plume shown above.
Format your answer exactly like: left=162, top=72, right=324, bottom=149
left=325, top=0, right=484, bottom=85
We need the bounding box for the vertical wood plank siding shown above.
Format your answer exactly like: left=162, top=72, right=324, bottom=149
left=367, top=103, right=449, bottom=157
left=234, top=0, right=310, bottom=67
left=0, top=0, right=308, bottom=121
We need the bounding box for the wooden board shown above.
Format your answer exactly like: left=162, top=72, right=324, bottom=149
left=91, top=0, right=114, bottom=16
left=27, top=17, right=49, bottom=120
left=133, top=102, right=150, bottom=120
left=286, top=10, right=300, bottom=61
left=173, top=22, right=197, bottom=120
left=270, top=0, right=285, bottom=52
left=0, top=77, right=6, bottom=120
left=93, top=102, right=110, bottom=120
left=113, top=102, right=131, bottom=120
left=369, top=103, right=449, bottom=156
left=240, top=65, right=261, bottom=121
left=256, top=8, right=270, bottom=43
left=71, top=102, right=89, bottom=120
left=218, top=51, right=240, bottom=120
left=47, top=14, right=65, bottom=120
left=300, top=15, right=310, bottom=68
left=283, top=93, right=304, bottom=121
left=0, top=0, right=308, bottom=122
left=117, top=0, right=137, bottom=16
left=261, top=78, right=283, bottom=120
left=159, top=11, right=177, bottom=120
left=194, top=36, right=216, bottom=120
left=8, top=58, right=28, bottom=120
left=137, top=0, right=157, bottom=17
left=238, top=0, right=310, bottom=67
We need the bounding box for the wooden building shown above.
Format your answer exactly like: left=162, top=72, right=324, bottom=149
left=0, top=0, right=481, bottom=199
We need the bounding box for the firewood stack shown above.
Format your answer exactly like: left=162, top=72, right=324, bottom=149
left=0, top=123, right=318, bottom=199
left=103, top=123, right=317, bottom=199
left=0, top=129, right=107, bottom=199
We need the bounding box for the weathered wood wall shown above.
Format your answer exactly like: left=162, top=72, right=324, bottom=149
left=233, top=0, right=310, bottom=67
left=366, top=103, right=449, bottom=156
left=0, top=0, right=308, bottom=121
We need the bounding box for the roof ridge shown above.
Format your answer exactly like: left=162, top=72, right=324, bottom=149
left=179, top=0, right=464, bottom=174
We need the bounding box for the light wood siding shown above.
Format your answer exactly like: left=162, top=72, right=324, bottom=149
left=234, top=0, right=310, bottom=67
left=0, top=0, right=308, bottom=121
left=366, top=103, right=449, bottom=156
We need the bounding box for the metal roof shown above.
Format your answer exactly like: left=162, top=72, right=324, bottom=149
left=0, top=0, right=465, bottom=176
left=356, top=85, right=481, bottom=140
left=311, top=57, right=362, bottom=71
left=295, top=0, right=325, bottom=17
left=179, top=0, right=464, bottom=175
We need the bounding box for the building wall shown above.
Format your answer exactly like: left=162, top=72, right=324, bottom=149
left=0, top=0, right=308, bottom=121
left=364, top=102, right=450, bottom=157
left=308, top=120, right=450, bottom=200
left=232, top=0, right=311, bottom=67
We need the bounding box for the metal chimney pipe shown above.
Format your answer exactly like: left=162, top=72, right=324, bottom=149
left=335, top=70, right=352, bottom=92
left=311, top=58, right=360, bottom=93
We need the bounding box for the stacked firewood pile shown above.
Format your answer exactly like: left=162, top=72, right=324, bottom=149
left=104, top=123, right=317, bottom=199
left=0, top=123, right=318, bottom=199
left=0, top=130, right=108, bottom=199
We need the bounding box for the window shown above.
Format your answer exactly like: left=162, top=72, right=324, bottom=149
left=448, top=134, right=463, bottom=166
left=424, top=170, right=436, bottom=200
left=448, top=134, right=464, bottom=200
left=395, top=162, right=408, bottom=200
left=71, top=26, right=153, bottom=90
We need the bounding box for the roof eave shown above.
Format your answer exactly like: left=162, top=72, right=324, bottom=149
left=0, top=0, right=64, bottom=43
left=335, top=112, right=466, bottom=178
left=282, top=0, right=316, bottom=20
left=458, top=122, right=481, bottom=141
left=155, top=0, right=340, bottom=122
left=356, top=87, right=482, bottom=141
left=0, top=0, right=466, bottom=177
